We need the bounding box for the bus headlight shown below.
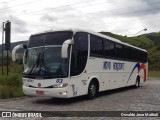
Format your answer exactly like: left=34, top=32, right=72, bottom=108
left=52, top=83, right=68, bottom=88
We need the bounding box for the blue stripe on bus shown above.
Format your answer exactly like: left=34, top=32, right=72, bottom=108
left=126, top=63, right=140, bottom=86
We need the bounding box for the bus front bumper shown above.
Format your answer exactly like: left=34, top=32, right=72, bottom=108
left=23, top=86, right=70, bottom=98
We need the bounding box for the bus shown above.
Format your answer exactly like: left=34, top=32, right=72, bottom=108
left=12, top=29, right=148, bottom=99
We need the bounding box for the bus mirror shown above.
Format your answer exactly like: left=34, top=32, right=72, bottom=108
left=12, top=44, right=27, bottom=62
left=61, top=39, right=73, bottom=58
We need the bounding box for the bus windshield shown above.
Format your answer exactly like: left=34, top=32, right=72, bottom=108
left=23, top=31, right=73, bottom=78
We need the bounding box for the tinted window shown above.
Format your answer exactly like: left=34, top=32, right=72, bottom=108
left=104, top=40, right=111, bottom=57
left=28, top=35, right=44, bottom=48
left=132, top=49, right=138, bottom=61
left=45, top=32, right=73, bottom=45
left=90, top=35, right=103, bottom=57
left=138, top=51, right=148, bottom=63
left=28, top=31, right=73, bottom=48
left=110, top=42, right=115, bottom=57
left=115, top=44, right=123, bottom=58
left=139, top=51, right=144, bottom=62
left=71, top=32, right=88, bottom=76
left=124, top=47, right=147, bottom=62
left=125, top=46, right=132, bottom=60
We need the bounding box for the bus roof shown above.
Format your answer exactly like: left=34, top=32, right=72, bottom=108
left=31, top=28, right=147, bottom=52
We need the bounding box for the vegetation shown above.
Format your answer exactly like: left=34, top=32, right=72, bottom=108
left=0, top=61, right=24, bottom=99
left=148, top=71, right=160, bottom=78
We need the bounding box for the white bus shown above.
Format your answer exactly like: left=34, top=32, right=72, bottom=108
left=12, top=29, right=148, bottom=99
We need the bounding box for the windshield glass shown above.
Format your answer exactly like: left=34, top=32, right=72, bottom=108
left=23, top=31, right=72, bottom=78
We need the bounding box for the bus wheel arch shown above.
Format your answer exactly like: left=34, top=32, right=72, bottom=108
left=87, top=78, right=99, bottom=99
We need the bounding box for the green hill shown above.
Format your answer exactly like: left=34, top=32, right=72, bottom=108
left=143, top=32, right=160, bottom=46
left=100, top=32, right=160, bottom=70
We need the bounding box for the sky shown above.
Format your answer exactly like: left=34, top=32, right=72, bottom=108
left=0, top=0, right=160, bottom=42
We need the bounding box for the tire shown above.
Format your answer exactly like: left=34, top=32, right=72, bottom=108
left=134, top=77, right=140, bottom=88
left=86, top=81, right=97, bottom=99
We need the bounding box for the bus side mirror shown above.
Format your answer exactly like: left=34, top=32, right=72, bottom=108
left=12, top=44, right=27, bottom=62
left=61, top=39, right=73, bottom=58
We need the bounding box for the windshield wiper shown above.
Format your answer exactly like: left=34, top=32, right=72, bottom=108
left=29, top=52, right=41, bottom=75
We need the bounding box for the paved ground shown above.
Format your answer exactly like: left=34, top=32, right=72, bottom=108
left=0, top=78, right=160, bottom=120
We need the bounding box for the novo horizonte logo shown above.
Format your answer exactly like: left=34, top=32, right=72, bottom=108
left=103, top=61, right=125, bottom=71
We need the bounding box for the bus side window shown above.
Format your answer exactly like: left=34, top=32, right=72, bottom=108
left=104, top=40, right=111, bottom=57
left=90, top=35, right=103, bottom=57
left=125, top=46, right=132, bottom=60
left=71, top=32, right=88, bottom=76
left=115, top=43, right=123, bottom=59
left=110, top=42, right=115, bottom=58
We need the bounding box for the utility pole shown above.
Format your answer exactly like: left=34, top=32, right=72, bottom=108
left=1, top=22, right=5, bottom=75
left=1, top=20, right=11, bottom=76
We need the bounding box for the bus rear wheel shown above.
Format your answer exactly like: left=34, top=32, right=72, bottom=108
left=134, top=77, right=140, bottom=88
left=87, top=81, right=97, bottom=99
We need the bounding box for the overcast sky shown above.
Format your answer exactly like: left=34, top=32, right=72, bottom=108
left=0, top=0, right=160, bottom=42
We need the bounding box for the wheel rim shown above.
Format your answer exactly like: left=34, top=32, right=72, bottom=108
left=89, top=84, right=96, bottom=96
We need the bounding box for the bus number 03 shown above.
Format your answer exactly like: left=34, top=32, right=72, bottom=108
left=56, top=79, right=63, bottom=83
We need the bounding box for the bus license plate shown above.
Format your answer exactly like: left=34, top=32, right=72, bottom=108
left=36, top=91, right=44, bottom=95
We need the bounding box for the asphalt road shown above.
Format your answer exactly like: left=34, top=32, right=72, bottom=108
left=0, top=78, right=160, bottom=120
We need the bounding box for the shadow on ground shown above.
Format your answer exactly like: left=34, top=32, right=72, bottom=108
left=34, top=85, right=138, bottom=105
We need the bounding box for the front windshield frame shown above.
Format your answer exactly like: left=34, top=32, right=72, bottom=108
left=23, top=31, right=73, bottom=79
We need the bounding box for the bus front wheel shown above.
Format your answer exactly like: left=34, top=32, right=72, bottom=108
left=87, top=81, right=97, bottom=99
